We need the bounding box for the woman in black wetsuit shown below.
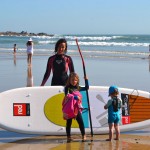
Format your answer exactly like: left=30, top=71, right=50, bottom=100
left=41, top=38, right=75, bottom=86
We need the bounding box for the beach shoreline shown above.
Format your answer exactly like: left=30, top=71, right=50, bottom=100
left=0, top=131, right=150, bottom=149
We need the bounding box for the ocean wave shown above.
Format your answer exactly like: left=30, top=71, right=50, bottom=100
left=0, top=47, right=148, bottom=55
left=69, top=49, right=149, bottom=56
left=68, top=41, right=149, bottom=47
left=36, top=39, right=149, bottom=47
left=64, top=35, right=115, bottom=41
left=0, top=48, right=149, bottom=60
left=32, top=35, right=143, bottom=41
left=38, top=40, right=56, bottom=44
left=64, top=35, right=147, bottom=41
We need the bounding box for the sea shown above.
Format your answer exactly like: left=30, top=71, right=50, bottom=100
left=0, top=34, right=150, bottom=59
left=0, top=34, right=150, bottom=92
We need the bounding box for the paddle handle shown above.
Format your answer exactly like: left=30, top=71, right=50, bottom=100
left=76, top=39, right=93, bottom=137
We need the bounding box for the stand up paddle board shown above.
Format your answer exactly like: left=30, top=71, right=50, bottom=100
left=0, top=86, right=150, bottom=135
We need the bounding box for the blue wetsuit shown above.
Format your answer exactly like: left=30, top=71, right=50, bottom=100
left=106, top=96, right=122, bottom=124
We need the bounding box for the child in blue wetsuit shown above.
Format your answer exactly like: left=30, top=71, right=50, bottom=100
left=104, top=85, right=122, bottom=141
left=63, top=72, right=89, bottom=142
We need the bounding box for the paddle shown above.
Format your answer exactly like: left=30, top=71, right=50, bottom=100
left=96, top=94, right=106, bottom=104
left=75, top=39, right=93, bottom=137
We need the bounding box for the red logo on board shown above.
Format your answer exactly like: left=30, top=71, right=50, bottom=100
left=13, top=103, right=30, bottom=116
left=122, top=116, right=130, bottom=124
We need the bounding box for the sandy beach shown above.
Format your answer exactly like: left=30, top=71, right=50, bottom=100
left=0, top=52, right=150, bottom=149
left=1, top=130, right=150, bottom=149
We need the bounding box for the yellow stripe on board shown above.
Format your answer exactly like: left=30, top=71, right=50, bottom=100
left=44, top=93, right=79, bottom=128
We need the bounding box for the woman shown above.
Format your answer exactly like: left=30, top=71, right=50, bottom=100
left=26, top=38, right=33, bottom=66
left=41, top=38, right=75, bottom=86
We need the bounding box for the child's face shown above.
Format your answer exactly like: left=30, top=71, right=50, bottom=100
left=110, top=92, right=118, bottom=97
left=57, top=42, right=66, bottom=55
left=70, top=76, right=78, bottom=86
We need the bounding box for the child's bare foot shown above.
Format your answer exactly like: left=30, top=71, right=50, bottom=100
left=114, top=138, right=119, bottom=141
left=67, top=136, right=73, bottom=143
left=82, top=135, right=86, bottom=142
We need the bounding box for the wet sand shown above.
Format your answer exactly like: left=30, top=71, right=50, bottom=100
left=0, top=52, right=149, bottom=92
left=0, top=134, right=150, bottom=150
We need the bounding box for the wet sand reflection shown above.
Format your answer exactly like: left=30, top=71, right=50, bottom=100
left=0, top=135, right=150, bottom=150
left=13, top=53, right=16, bottom=66
left=27, top=66, right=33, bottom=87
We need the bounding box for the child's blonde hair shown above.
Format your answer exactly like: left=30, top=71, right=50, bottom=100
left=66, top=72, right=80, bottom=89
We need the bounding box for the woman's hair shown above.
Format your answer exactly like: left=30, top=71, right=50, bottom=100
left=26, top=41, right=32, bottom=46
left=55, top=38, right=67, bottom=54
left=66, top=72, right=80, bottom=89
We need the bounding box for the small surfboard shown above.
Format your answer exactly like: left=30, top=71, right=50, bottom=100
left=0, top=86, right=150, bottom=135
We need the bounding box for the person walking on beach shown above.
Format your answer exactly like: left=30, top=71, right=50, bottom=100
left=13, top=44, right=17, bottom=54
left=41, top=38, right=74, bottom=86
left=104, top=85, right=122, bottom=141
left=62, top=72, right=89, bottom=142
left=26, top=38, right=34, bottom=66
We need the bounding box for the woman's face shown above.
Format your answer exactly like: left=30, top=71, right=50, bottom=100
left=57, top=42, right=66, bottom=55
left=70, top=76, right=78, bottom=86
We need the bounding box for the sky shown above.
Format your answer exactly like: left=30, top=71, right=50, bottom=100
left=1, top=0, right=150, bottom=35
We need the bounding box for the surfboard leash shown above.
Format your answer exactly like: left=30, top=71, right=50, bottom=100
left=129, top=89, right=139, bottom=109
left=76, top=38, right=93, bottom=138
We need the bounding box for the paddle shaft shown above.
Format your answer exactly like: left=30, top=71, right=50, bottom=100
left=76, top=39, right=93, bottom=137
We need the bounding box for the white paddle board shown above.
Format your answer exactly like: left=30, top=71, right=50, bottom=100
left=0, top=86, right=150, bottom=135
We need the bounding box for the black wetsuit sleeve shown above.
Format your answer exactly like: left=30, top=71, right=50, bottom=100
left=68, top=56, right=75, bottom=73
left=79, top=79, right=89, bottom=91
left=41, top=57, right=52, bottom=86
left=64, top=86, right=68, bottom=95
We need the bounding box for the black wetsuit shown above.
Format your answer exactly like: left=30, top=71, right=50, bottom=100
left=41, top=54, right=74, bottom=86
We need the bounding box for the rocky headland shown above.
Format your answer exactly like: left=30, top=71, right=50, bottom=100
left=0, top=31, right=54, bottom=36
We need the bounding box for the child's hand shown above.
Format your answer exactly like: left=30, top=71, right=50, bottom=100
left=84, top=76, right=88, bottom=80
left=74, top=95, right=81, bottom=101
left=104, top=105, right=107, bottom=109
left=74, top=95, right=78, bottom=100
